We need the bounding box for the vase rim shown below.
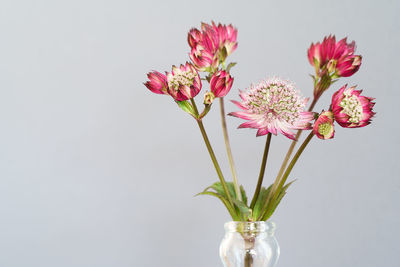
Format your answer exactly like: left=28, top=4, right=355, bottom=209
left=224, top=221, right=276, bottom=233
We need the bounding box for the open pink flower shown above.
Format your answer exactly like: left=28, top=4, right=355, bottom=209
left=313, top=111, right=335, bottom=140
left=308, top=35, right=362, bottom=78
left=144, top=71, right=169, bottom=95
left=229, top=77, right=314, bottom=139
left=166, top=63, right=202, bottom=101
left=331, top=84, right=375, bottom=128
left=210, top=70, right=234, bottom=97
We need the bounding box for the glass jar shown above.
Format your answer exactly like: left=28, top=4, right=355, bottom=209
left=219, top=221, right=280, bottom=267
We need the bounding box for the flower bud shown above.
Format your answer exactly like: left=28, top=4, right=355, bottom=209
left=203, top=91, right=215, bottom=105
left=313, top=111, right=335, bottom=140
left=210, top=70, right=234, bottom=98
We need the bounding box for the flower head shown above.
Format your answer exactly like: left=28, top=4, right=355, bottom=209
left=313, top=111, right=335, bottom=139
left=144, top=71, right=169, bottom=95
left=308, top=35, right=362, bottom=78
left=188, top=22, right=238, bottom=71
left=331, top=84, right=375, bottom=128
left=229, top=77, right=314, bottom=139
left=166, top=63, right=202, bottom=101
left=210, top=70, right=234, bottom=98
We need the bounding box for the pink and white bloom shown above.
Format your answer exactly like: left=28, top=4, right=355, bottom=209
left=229, top=77, right=314, bottom=139
left=308, top=35, right=362, bottom=78
left=313, top=111, right=335, bottom=140
left=144, top=71, right=169, bottom=95
left=210, top=70, right=234, bottom=97
left=331, top=85, right=375, bottom=128
left=166, top=63, right=202, bottom=101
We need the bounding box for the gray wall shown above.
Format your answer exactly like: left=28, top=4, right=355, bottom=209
left=0, top=0, right=399, bottom=266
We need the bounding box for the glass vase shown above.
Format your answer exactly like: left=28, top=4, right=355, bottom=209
left=219, top=221, right=280, bottom=267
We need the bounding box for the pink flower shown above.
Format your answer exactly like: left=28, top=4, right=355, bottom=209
left=308, top=35, right=362, bottom=78
left=188, top=22, right=238, bottom=71
left=313, top=111, right=335, bottom=139
left=211, top=22, right=238, bottom=58
left=189, top=45, right=219, bottom=72
left=308, top=35, right=362, bottom=77
left=144, top=71, right=169, bottom=95
left=166, top=63, right=202, bottom=101
left=331, top=84, right=375, bottom=128
left=210, top=70, right=234, bottom=97
left=229, top=77, right=314, bottom=139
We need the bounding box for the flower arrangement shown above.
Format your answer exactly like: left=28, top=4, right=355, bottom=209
left=144, top=22, right=375, bottom=222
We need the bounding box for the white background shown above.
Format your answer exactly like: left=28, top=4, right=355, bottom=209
left=0, top=0, right=399, bottom=266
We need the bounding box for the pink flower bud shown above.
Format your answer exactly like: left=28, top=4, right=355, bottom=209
left=331, top=85, right=375, bottom=128
left=144, top=71, right=168, bottom=95
left=210, top=70, right=234, bottom=98
left=166, top=63, right=202, bottom=101
left=313, top=111, right=335, bottom=139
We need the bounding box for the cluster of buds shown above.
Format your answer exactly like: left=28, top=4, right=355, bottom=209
left=145, top=22, right=237, bottom=119
left=308, top=35, right=362, bottom=99
left=313, top=84, right=375, bottom=140
left=188, top=22, right=237, bottom=72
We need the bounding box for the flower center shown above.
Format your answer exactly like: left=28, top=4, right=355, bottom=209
left=168, top=71, right=196, bottom=91
left=244, top=81, right=305, bottom=124
left=339, top=91, right=363, bottom=123
left=318, top=122, right=333, bottom=136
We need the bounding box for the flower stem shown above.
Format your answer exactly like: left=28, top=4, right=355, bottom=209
left=259, top=131, right=314, bottom=221
left=250, top=133, right=272, bottom=209
left=219, top=97, right=241, bottom=201
left=191, top=99, right=235, bottom=211
left=273, top=97, right=318, bottom=189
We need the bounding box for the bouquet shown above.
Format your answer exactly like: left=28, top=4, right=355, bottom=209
left=143, top=22, right=375, bottom=223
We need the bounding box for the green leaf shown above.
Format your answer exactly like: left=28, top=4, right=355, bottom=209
left=197, top=181, right=250, bottom=221
left=262, top=180, right=296, bottom=221
left=176, top=100, right=197, bottom=118
left=226, top=62, right=237, bottom=72
left=252, top=184, right=273, bottom=220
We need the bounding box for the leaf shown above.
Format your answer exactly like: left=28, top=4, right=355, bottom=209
left=176, top=100, right=196, bottom=118
left=252, top=184, right=273, bottom=220
left=226, top=62, right=237, bottom=72
left=196, top=181, right=250, bottom=220
left=263, top=180, right=296, bottom=221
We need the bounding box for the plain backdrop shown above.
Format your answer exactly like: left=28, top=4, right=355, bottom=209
left=0, top=0, right=399, bottom=266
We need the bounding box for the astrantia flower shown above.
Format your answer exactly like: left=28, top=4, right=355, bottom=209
left=331, top=84, right=375, bottom=128
left=188, top=22, right=238, bottom=71
left=313, top=111, right=335, bottom=140
left=211, top=22, right=238, bottom=59
left=308, top=35, right=362, bottom=78
left=166, top=63, right=202, bottom=101
left=144, top=71, right=168, bottom=95
left=229, top=77, right=314, bottom=139
left=210, top=70, right=234, bottom=98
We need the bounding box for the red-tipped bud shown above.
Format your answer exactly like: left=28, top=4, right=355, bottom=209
left=210, top=70, right=234, bottom=98
left=144, top=71, right=168, bottom=95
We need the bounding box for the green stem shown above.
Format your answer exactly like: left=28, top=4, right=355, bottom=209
left=191, top=99, right=235, bottom=212
left=259, top=132, right=314, bottom=221
left=219, top=98, right=241, bottom=201
left=250, top=133, right=272, bottom=209
left=273, top=97, right=318, bottom=190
